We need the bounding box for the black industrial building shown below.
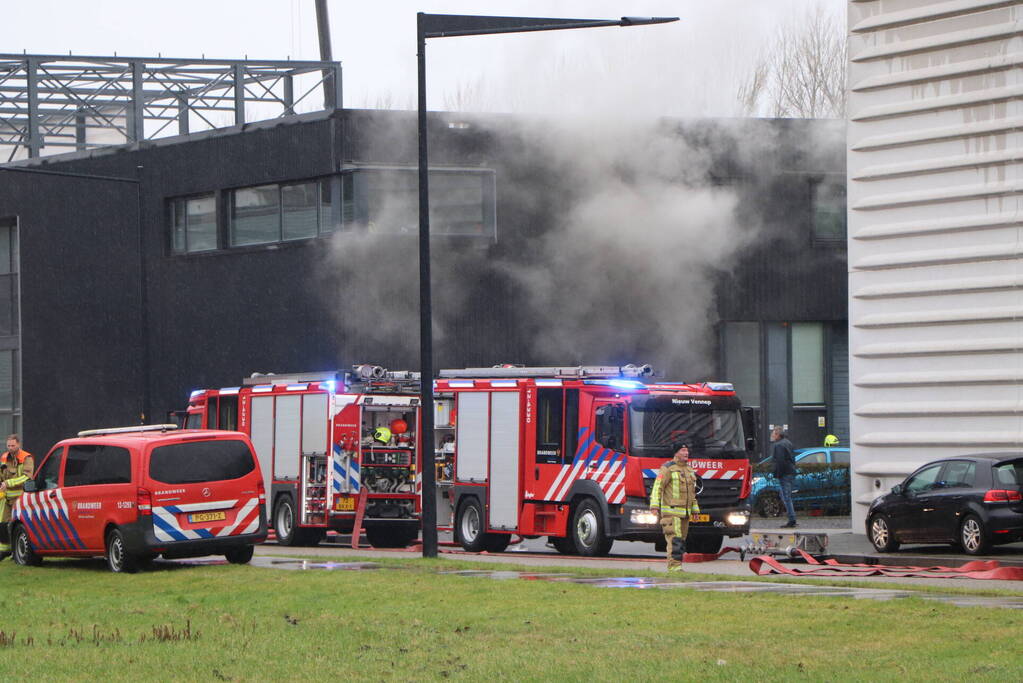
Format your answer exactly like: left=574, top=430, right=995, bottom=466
left=0, top=74, right=846, bottom=455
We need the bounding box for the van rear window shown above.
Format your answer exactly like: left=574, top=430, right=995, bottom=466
left=149, top=439, right=255, bottom=484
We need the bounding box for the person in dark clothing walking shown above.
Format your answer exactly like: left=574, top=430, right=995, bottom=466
left=770, top=427, right=798, bottom=527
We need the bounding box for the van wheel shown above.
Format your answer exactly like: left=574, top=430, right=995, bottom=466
left=225, top=545, right=255, bottom=564
left=12, top=525, right=42, bottom=566
left=687, top=534, right=723, bottom=555
left=569, top=498, right=613, bottom=557
left=106, top=528, right=138, bottom=573
left=483, top=534, right=511, bottom=553
left=455, top=498, right=487, bottom=552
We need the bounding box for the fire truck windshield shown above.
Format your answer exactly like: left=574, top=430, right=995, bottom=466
left=628, top=396, right=745, bottom=458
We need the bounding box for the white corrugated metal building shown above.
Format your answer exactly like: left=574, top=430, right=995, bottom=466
left=847, top=0, right=1023, bottom=530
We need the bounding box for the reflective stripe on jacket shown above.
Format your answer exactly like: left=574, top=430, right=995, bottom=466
left=649, top=462, right=700, bottom=517
left=1, top=450, right=33, bottom=497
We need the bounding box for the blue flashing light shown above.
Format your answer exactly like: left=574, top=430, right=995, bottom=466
left=321, top=380, right=337, bottom=393
left=584, top=379, right=644, bottom=390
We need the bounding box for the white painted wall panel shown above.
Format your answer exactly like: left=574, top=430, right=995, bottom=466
left=847, top=0, right=1023, bottom=531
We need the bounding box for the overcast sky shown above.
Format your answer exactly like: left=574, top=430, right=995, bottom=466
left=2, top=0, right=845, bottom=118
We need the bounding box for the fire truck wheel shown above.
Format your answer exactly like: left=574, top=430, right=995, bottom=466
left=455, top=497, right=488, bottom=552
left=11, top=525, right=42, bottom=566
left=274, top=496, right=300, bottom=546
left=365, top=526, right=416, bottom=549
left=687, top=534, right=723, bottom=555
left=225, top=545, right=255, bottom=564
left=105, top=528, right=139, bottom=573
left=483, top=534, right=510, bottom=553
left=569, top=499, right=613, bottom=557
left=550, top=536, right=575, bottom=555
left=868, top=514, right=900, bottom=553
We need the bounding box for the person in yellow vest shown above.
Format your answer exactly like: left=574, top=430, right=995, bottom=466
left=0, top=434, right=33, bottom=561
left=649, top=439, right=700, bottom=572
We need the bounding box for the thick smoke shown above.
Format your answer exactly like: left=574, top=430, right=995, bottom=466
left=493, top=118, right=751, bottom=378
left=319, top=114, right=761, bottom=380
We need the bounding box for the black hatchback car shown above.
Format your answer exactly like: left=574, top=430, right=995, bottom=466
left=867, top=454, right=1023, bottom=555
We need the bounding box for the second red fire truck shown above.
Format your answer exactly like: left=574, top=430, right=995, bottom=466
left=184, top=364, right=756, bottom=554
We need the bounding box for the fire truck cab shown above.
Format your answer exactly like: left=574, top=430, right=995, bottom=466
left=433, top=365, right=754, bottom=556
left=185, top=366, right=422, bottom=549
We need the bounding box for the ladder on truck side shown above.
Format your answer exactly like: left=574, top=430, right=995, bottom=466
left=437, top=364, right=654, bottom=379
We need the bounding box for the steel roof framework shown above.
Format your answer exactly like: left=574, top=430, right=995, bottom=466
left=0, top=54, right=342, bottom=161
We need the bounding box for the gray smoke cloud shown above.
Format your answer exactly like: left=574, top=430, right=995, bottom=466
left=319, top=113, right=763, bottom=380
left=492, top=118, right=751, bottom=378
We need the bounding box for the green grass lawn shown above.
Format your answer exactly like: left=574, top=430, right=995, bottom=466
left=1, top=556, right=1021, bottom=681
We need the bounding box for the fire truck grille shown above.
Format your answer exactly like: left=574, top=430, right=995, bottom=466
left=643, top=477, right=742, bottom=508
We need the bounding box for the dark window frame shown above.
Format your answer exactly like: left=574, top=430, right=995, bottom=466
left=169, top=192, right=218, bottom=254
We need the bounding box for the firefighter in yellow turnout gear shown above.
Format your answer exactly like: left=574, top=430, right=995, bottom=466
left=0, top=435, right=33, bottom=561
left=649, top=440, right=700, bottom=571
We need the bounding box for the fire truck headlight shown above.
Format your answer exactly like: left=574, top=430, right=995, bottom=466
left=630, top=509, right=660, bottom=525
left=726, top=511, right=749, bottom=526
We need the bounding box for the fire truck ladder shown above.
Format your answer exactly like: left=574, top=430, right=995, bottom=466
left=438, top=364, right=654, bottom=379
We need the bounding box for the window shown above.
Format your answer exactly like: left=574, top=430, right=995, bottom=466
left=994, top=460, right=1023, bottom=487
left=185, top=413, right=202, bottom=430
left=149, top=439, right=255, bottom=484
left=811, top=176, right=846, bottom=242
left=798, top=451, right=827, bottom=465
left=905, top=464, right=943, bottom=494
left=791, top=323, right=824, bottom=405
left=63, top=445, right=132, bottom=487
left=229, top=179, right=335, bottom=247
left=218, top=396, right=239, bottom=431
left=535, top=388, right=563, bottom=464
left=942, top=461, right=976, bottom=488
left=594, top=403, right=625, bottom=451
left=346, top=168, right=496, bottom=238
left=35, top=447, right=63, bottom=490
left=170, top=194, right=217, bottom=253
left=830, top=450, right=849, bottom=465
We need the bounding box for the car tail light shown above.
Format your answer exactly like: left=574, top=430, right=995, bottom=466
left=137, top=487, right=153, bottom=515
left=983, top=489, right=1023, bottom=503
left=256, top=478, right=266, bottom=503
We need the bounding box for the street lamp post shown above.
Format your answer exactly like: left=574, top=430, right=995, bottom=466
left=416, top=13, right=678, bottom=558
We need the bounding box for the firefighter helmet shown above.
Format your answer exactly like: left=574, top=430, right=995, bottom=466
left=390, top=418, right=409, bottom=434
left=824, top=434, right=839, bottom=447
left=373, top=427, right=392, bottom=444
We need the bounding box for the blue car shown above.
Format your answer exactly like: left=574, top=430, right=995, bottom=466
left=749, top=447, right=850, bottom=517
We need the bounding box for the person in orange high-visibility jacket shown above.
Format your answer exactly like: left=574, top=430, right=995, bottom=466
left=0, top=434, right=33, bottom=561
left=649, top=440, right=700, bottom=571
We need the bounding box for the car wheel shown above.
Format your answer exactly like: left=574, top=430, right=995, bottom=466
left=11, top=525, right=42, bottom=567
left=959, top=514, right=990, bottom=555
left=569, top=498, right=613, bottom=557
left=455, top=497, right=487, bottom=552
left=757, top=492, right=783, bottom=518
left=225, top=545, right=255, bottom=564
left=106, top=528, right=139, bottom=573
left=868, top=514, right=900, bottom=553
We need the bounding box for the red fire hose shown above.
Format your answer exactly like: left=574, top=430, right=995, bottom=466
left=749, top=549, right=1023, bottom=581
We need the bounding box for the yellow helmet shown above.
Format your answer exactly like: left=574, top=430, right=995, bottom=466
left=373, top=426, right=392, bottom=444
left=824, top=434, right=839, bottom=447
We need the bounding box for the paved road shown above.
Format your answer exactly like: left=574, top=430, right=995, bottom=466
left=254, top=518, right=1023, bottom=592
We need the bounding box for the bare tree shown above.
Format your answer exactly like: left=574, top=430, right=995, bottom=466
left=738, top=4, right=847, bottom=118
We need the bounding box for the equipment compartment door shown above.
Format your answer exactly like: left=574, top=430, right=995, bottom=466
left=488, top=392, right=521, bottom=530
left=455, top=392, right=489, bottom=483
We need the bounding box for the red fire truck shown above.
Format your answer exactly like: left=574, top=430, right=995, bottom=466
left=183, top=366, right=423, bottom=549
left=432, top=365, right=756, bottom=556
left=184, top=363, right=754, bottom=555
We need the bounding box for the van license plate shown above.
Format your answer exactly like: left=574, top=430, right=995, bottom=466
left=335, top=497, right=355, bottom=511
left=691, top=514, right=710, bottom=523
left=189, top=511, right=227, bottom=523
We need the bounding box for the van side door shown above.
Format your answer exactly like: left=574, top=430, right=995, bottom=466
left=63, top=444, right=134, bottom=551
